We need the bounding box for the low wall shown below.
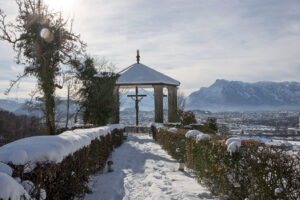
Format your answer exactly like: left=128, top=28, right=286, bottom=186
left=0, top=125, right=125, bottom=200
left=151, top=125, right=300, bottom=199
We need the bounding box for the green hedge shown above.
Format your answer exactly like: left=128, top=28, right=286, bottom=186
left=151, top=126, right=300, bottom=199
left=9, top=128, right=124, bottom=200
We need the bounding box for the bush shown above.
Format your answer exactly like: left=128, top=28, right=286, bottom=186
left=177, top=109, right=197, bottom=126
left=151, top=125, right=300, bottom=199
left=203, top=117, right=218, bottom=133
left=9, top=128, right=124, bottom=200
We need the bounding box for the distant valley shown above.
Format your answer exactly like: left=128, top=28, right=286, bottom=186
left=1, top=80, right=300, bottom=115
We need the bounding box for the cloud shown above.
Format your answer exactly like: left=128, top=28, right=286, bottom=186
left=10, top=65, right=24, bottom=73
left=0, top=0, right=300, bottom=97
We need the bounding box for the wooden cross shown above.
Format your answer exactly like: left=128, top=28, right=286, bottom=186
left=127, top=87, right=146, bottom=126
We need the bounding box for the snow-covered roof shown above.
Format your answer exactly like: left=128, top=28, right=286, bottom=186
left=116, top=63, right=180, bottom=87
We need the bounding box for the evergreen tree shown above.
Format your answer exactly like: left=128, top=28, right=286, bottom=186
left=204, top=117, right=218, bottom=133
left=73, top=57, right=119, bottom=125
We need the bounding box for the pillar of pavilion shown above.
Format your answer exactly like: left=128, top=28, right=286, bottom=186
left=114, top=50, right=180, bottom=124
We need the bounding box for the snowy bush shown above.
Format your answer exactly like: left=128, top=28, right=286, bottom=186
left=195, top=133, right=211, bottom=142
left=0, top=125, right=125, bottom=200
left=185, top=130, right=202, bottom=138
left=168, top=127, right=177, bottom=132
left=225, top=138, right=241, bottom=154
left=153, top=126, right=187, bottom=163
left=151, top=125, right=300, bottom=200
left=0, top=172, right=29, bottom=200
left=0, top=162, right=12, bottom=176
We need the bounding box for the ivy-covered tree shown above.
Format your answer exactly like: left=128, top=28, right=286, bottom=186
left=0, top=0, right=85, bottom=134
left=73, top=57, right=119, bottom=126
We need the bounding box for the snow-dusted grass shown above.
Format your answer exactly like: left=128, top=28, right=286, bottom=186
left=85, top=133, right=214, bottom=200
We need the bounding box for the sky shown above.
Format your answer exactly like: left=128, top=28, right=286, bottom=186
left=0, top=0, right=300, bottom=99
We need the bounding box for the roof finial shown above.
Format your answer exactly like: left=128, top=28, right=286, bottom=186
left=136, top=49, right=140, bottom=64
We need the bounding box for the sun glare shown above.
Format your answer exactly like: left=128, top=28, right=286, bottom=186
left=43, top=0, right=77, bottom=16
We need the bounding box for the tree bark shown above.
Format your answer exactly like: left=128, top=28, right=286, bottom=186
left=65, top=85, right=70, bottom=129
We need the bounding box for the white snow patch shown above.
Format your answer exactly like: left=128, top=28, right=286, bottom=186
left=185, top=130, right=203, bottom=138
left=21, top=180, right=35, bottom=194
left=226, top=138, right=242, bottom=154
left=274, top=187, right=283, bottom=195
left=151, top=123, right=164, bottom=129
left=0, top=172, right=29, bottom=200
left=196, top=134, right=211, bottom=142
left=0, top=124, right=124, bottom=167
left=0, top=162, right=12, bottom=176
left=168, top=127, right=177, bottom=132
left=40, top=189, right=47, bottom=200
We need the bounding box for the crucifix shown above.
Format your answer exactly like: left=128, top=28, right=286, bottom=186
left=127, top=86, right=146, bottom=126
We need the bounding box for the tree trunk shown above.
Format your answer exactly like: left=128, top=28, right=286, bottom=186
left=41, top=62, right=56, bottom=135
left=65, top=85, right=70, bottom=129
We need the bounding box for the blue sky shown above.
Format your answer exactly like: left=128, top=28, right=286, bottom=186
left=0, top=0, right=300, bottom=98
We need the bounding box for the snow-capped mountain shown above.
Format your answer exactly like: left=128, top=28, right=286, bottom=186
left=186, top=79, right=300, bottom=111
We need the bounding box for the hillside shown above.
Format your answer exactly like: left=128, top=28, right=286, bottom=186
left=186, top=79, right=300, bottom=111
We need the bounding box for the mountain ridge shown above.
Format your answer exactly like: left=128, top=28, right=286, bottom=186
left=186, top=79, right=300, bottom=111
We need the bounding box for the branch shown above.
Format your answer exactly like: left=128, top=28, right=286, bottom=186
left=4, top=71, right=29, bottom=95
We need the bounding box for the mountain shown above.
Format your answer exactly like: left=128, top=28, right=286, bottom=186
left=186, top=79, right=300, bottom=111
left=0, top=98, right=79, bottom=119
left=0, top=99, right=24, bottom=113
left=120, top=90, right=168, bottom=111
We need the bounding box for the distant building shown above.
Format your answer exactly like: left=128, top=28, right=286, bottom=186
left=286, top=116, right=300, bottom=135
left=287, top=128, right=300, bottom=135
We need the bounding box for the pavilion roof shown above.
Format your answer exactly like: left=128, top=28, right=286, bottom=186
left=116, top=63, right=180, bottom=87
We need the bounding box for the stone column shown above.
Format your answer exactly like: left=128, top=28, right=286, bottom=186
left=113, top=86, right=120, bottom=123
left=168, top=86, right=179, bottom=122
left=153, top=85, right=164, bottom=123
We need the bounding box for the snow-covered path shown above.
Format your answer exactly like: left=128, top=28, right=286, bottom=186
left=84, top=133, right=215, bottom=200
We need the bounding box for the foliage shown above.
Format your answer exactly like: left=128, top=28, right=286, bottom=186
left=73, top=57, right=119, bottom=126
left=151, top=126, right=300, bottom=199
left=0, top=0, right=85, bottom=134
left=204, top=117, right=218, bottom=133
left=0, top=110, right=47, bottom=146
left=217, top=124, right=230, bottom=135
left=177, top=109, right=197, bottom=126
left=10, top=128, right=124, bottom=200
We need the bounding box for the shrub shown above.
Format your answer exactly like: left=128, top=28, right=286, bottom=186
left=151, top=125, right=300, bottom=199
left=8, top=128, right=124, bottom=200
left=177, top=109, right=197, bottom=126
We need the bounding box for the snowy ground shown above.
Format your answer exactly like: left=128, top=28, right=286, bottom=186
left=84, top=133, right=215, bottom=200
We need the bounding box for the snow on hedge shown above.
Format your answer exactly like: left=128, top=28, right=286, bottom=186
left=0, top=172, right=29, bottom=200
left=226, top=138, right=242, bottom=154
left=196, top=133, right=211, bottom=142
left=185, top=130, right=202, bottom=138
left=0, top=162, right=12, bottom=176
left=151, top=123, right=164, bottom=129
left=168, top=127, right=177, bottom=132
left=0, top=124, right=124, bottom=166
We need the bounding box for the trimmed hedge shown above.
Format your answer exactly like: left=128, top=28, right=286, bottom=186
left=8, top=128, right=124, bottom=200
left=151, top=126, right=300, bottom=199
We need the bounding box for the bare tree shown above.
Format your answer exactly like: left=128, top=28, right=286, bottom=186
left=177, top=90, right=186, bottom=111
